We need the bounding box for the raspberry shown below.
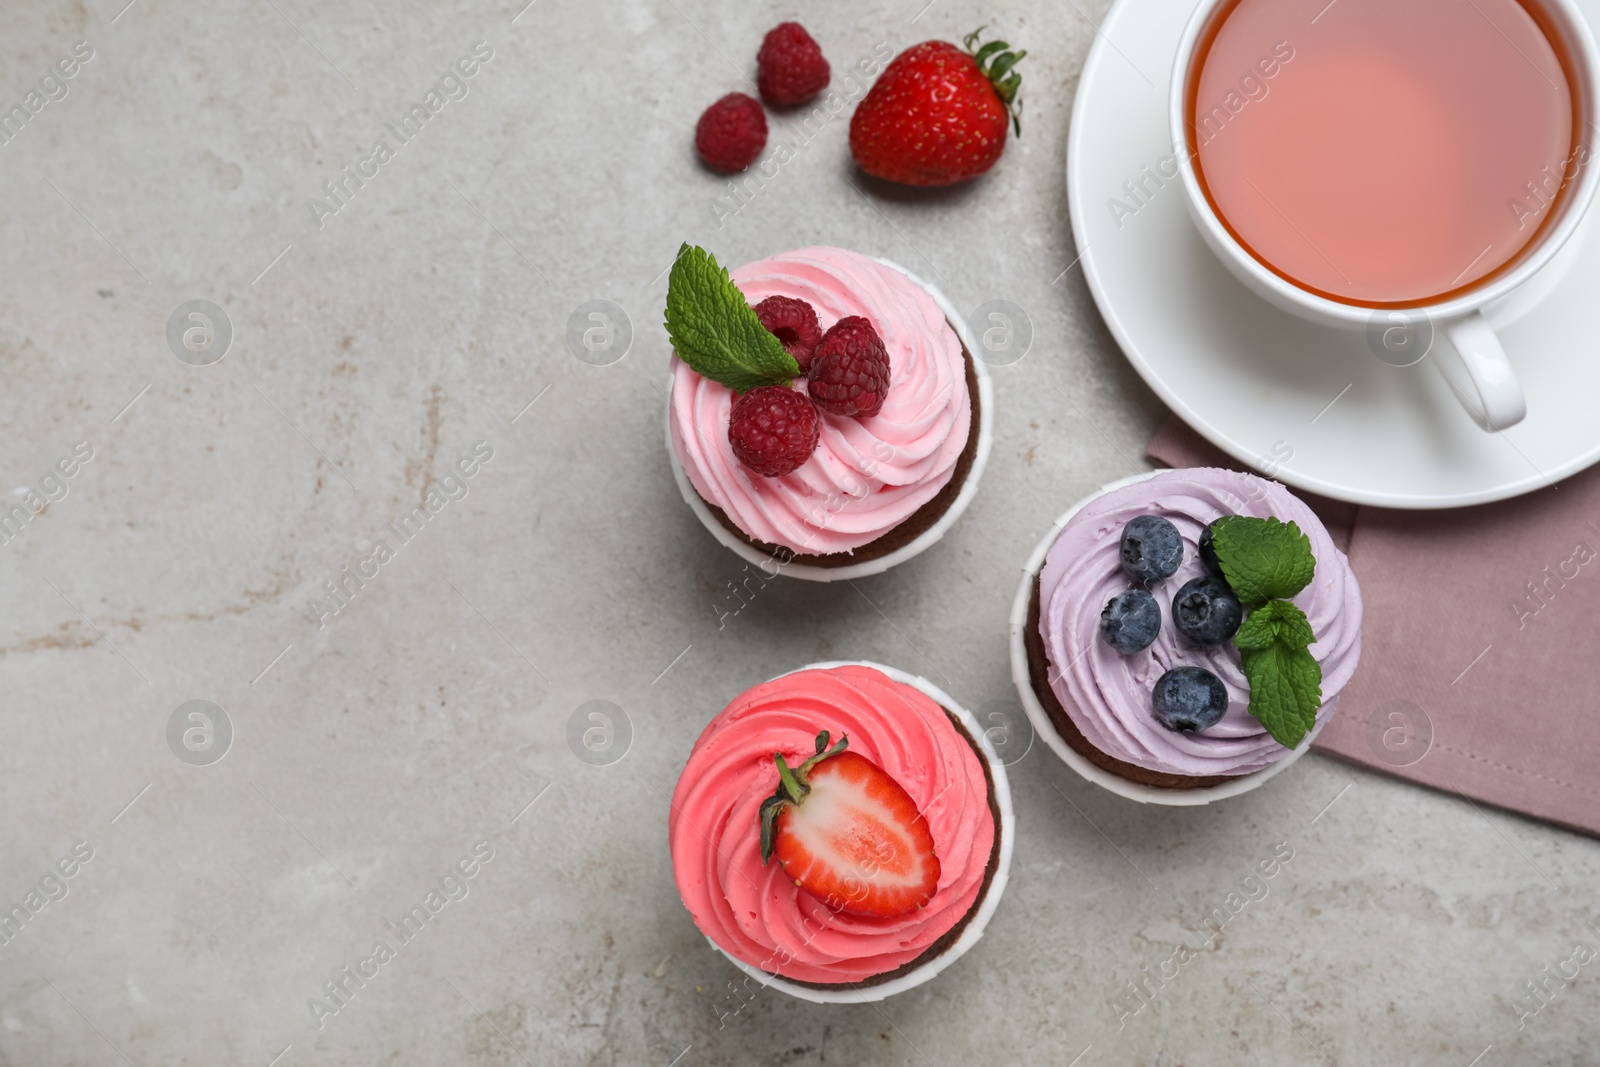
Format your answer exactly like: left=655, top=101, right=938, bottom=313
left=807, top=316, right=891, bottom=417
left=728, top=386, right=820, bottom=477
left=695, top=93, right=767, bottom=172
left=753, top=295, right=823, bottom=370
left=757, top=22, right=831, bottom=107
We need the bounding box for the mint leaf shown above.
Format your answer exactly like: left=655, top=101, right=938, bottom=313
left=1238, top=641, right=1322, bottom=749
left=664, top=243, right=800, bottom=392
left=1216, top=517, right=1324, bottom=747
left=1211, top=516, right=1316, bottom=606
left=1234, top=598, right=1314, bottom=652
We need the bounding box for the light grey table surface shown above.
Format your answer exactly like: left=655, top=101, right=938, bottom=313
left=1, top=0, right=1595, bottom=1064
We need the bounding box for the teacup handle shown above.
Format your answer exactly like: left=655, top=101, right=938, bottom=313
left=1436, top=311, right=1527, bottom=432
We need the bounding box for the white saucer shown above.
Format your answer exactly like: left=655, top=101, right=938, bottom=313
left=1066, top=0, right=1600, bottom=508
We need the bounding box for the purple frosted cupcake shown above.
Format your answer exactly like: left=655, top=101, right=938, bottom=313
left=1012, top=469, right=1363, bottom=799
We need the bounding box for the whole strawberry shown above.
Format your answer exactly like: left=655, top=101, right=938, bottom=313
left=849, top=29, right=1025, bottom=186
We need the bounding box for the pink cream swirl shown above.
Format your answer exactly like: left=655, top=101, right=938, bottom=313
left=669, top=246, right=971, bottom=556
left=668, top=665, right=995, bottom=985
left=1038, top=468, right=1363, bottom=777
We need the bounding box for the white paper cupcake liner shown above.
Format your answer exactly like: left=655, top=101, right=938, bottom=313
left=1008, top=471, right=1330, bottom=806
left=666, top=257, right=994, bottom=582
left=705, top=660, right=1015, bottom=1004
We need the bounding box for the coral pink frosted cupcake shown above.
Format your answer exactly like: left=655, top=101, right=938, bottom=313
left=665, top=245, right=992, bottom=581
left=668, top=662, right=1013, bottom=1003
left=1010, top=469, right=1363, bottom=803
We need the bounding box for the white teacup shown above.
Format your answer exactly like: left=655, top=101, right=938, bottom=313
left=1169, top=0, right=1600, bottom=432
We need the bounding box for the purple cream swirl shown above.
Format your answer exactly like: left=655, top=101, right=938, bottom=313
left=1038, top=468, right=1363, bottom=777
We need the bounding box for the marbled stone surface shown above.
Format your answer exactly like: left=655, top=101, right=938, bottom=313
left=0, top=0, right=1595, bottom=1064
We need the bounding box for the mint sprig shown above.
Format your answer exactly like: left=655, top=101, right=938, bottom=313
left=1234, top=598, right=1322, bottom=749
left=1234, top=598, right=1314, bottom=650
left=663, top=243, right=800, bottom=392
left=1210, top=515, right=1315, bottom=606
left=1238, top=641, right=1323, bottom=750
left=1211, top=517, right=1323, bottom=749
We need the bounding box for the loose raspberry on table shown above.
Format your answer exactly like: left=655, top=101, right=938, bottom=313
left=695, top=93, right=767, bottom=172
left=807, top=316, right=891, bottom=418
left=753, top=295, right=823, bottom=370
left=728, top=385, right=820, bottom=477
left=756, top=22, right=830, bottom=107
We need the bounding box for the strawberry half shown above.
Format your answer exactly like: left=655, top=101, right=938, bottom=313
left=759, top=731, right=941, bottom=919
left=849, top=28, right=1026, bottom=187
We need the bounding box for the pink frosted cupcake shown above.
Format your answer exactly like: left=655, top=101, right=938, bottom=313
left=665, top=245, right=992, bottom=581
left=668, top=662, right=1013, bottom=1003
left=1010, top=469, right=1363, bottom=803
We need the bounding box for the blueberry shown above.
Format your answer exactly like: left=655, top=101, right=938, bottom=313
left=1198, top=520, right=1224, bottom=577
left=1151, top=666, right=1228, bottom=732
left=1171, top=576, right=1243, bottom=645
left=1120, top=515, right=1183, bottom=584
left=1099, top=589, right=1161, bottom=654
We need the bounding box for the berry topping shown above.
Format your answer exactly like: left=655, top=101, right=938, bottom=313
left=695, top=92, right=767, bottom=172
left=1151, top=667, right=1229, bottom=732
left=1099, top=589, right=1161, bottom=654
left=1172, top=576, right=1244, bottom=646
left=759, top=731, right=941, bottom=918
left=728, top=386, right=819, bottom=478
left=756, top=22, right=831, bottom=107
left=753, top=295, right=823, bottom=370
left=1198, top=519, right=1224, bottom=577
left=1120, top=515, right=1184, bottom=584
left=807, top=315, right=891, bottom=417
left=848, top=29, right=1026, bottom=187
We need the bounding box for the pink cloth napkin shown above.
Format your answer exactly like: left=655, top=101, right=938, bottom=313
left=1147, top=416, right=1600, bottom=838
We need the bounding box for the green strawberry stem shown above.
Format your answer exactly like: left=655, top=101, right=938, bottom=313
left=773, top=751, right=807, bottom=804
left=759, top=730, right=849, bottom=864
left=963, top=27, right=1026, bottom=135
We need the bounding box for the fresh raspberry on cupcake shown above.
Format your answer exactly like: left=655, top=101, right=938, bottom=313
left=728, top=385, right=819, bottom=478
left=808, top=315, right=891, bottom=417
left=753, top=295, right=823, bottom=370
